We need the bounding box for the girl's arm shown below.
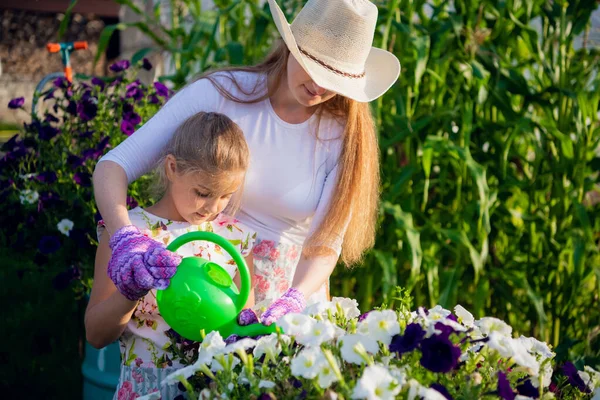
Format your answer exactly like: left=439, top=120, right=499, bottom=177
left=84, top=233, right=138, bottom=349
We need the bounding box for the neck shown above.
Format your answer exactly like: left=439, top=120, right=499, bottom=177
left=145, top=192, right=186, bottom=222
left=268, top=74, right=316, bottom=124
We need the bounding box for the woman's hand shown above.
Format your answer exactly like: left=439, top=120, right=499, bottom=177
left=108, top=225, right=182, bottom=300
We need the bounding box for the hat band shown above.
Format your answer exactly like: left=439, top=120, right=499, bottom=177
left=298, top=46, right=366, bottom=79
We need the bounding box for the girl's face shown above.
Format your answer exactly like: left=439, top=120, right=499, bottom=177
left=165, top=155, right=245, bottom=224
left=286, top=54, right=337, bottom=107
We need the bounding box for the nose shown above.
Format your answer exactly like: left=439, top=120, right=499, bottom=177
left=203, top=198, right=219, bottom=214
left=309, top=82, right=327, bottom=95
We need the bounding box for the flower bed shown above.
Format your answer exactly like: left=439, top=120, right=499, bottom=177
left=138, top=292, right=598, bottom=400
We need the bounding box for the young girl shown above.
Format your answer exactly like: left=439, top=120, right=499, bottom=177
left=93, top=0, right=401, bottom=325
left=85, top=112, right=256, bottom=399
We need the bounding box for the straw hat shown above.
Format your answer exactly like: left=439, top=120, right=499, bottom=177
left=268, top=0, right=401, bottom=102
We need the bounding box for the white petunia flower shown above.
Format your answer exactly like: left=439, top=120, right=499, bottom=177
left=290, top=347, right=325, bottom=379
left=476, top=317, right=512, bottom=337
left=19, top=189, right=39, bottom=205
left=487, top=331, right=516, bottom=358
left=418, top=306, right=454, bottom=337
left=454, top=304, right=474, bottom=328
left=407, top=379, right=447, bottom=400
left=199, top=388, right=212, bottom=399
left=259, top=380, right=276, bottom=389
left=518, top=335, right=555, bottom=360
left=296, top=320, right=337, bottom=347
left=197, top=331, right=226, bottom=364
left=210, top=354, right=240, bottom=372
left=223, top=338, right=256, bottom=354
left=592, top=387, right=600, bottom=400
left=161, top=363, right=202, bottom=386
left=57, top=219, right=74, bottom=236
left=585, top=366, right=600, bottom=390
left=487, top=332, right=539, bottom=376
left=331, top=297, right=361, bottom=318
left=253, top=334, right=290, bottom=361
left=340, top=334, right=380, bottom=365
left=358, top=310, right=400, bottom=345
left=352, top=364, right=401, bottom=400
left=278, top=313, right=314, bottom=337
left=304, top=301, right=333, bottom=317
left=316, top=355, right=340, bottom=389
left=136, top=392, right=161, bottom=400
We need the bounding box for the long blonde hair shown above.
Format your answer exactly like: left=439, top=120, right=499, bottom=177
left=153, top=112, right=250, bottom=214
left=195, top=41, right=379, bottom=265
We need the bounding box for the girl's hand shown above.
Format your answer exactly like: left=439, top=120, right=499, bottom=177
left=108, top=225, right=182, bottom=300
left=260, top=288, right=306, bottom=326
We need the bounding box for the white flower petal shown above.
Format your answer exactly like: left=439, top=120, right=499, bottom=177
left=351, top=364, right=401, bottom=400
left=340, top=334, right=379, bottom=365
left=259, top=380, right=276, bottom=389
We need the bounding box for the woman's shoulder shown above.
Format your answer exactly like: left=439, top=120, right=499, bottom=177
left=194, top=70, right=267, bottom=99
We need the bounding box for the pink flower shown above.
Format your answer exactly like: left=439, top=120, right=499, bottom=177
left=254, top=274, right=270, bottom=293
left=268, top=248, right=280, bottom=262
left=132, top=370, right=144, bottom=383
left=135, top=358, right=144, bottom=367
left=253, top=240, right=275, bottom=259
left=277, top=280, right=290, bottom=293
left=117, top=381, right=135, bottom=400
left=286, top=246, right=299, bottom=261
left=273, top=267, right=286, bottom=279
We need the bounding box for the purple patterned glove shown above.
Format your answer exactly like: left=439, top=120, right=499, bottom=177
left=261, top=288, right=306, bottom=326
left=108, top=225, right=182, bottom=301
left=238, top=309, right=259, bottom=326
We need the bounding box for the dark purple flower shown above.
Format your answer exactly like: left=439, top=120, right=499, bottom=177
left=73, top=171, right=92, bottom=187
left=434, top=321, right=456, bottom=339
left=1, top=134, right=19, bottom=152
left=109, top=76, right=123, bottom=87
left=110, top=59, right=131, bottom=72
left=148, top=94, right=160, bottom=104
left=419, top=334, right=461, bottom=373
left=430, top=383, right=453, bottom=400
left=257, top=394, right=275, bottom=400
left=358, top=311, right=371, bottom=322
left=52, top=265, right=81, bottom=290
left=91, top=77, right=105, bottom=91
left=44, top=90, right=55, bottom=101
left=516, top=379, right=539, bottom=398
left=154, top=81, right=169, bottom=98
left=142, top=57, right=153, bottom=70
left=38, top=190, right=61, bottom=212
left=77, top=94, right=98, bottom=121
left=68, top=154, right=84, bottom=168
left=53, top=76, right=69, bottom=88
left=39, top=236, right=61, bottom=254
left=498, top=371, right=516, bottom=400
left=563, top=362, right=591, bottom=393
left=448, top=314, right=458, bottom=322
left=97, top=136, right=111, bottom=152
left=390, top=323, right=425, bottom=354
left=124, top=112, right=141, bottom=125
left=8, top=97, right=25, bottom=109
left=81, top=148, right=100, bottom=162
left=66, top=100, right=77, bottom=116
left=36, top=171, right=57, bottom=184
left=45, top=114, right=59, bottom=123
left=126, top=81, right=144, bottom=101
left=39, top=125, right=60, bottom=141
left=127, top=196, right=139, bottom=209
left=78, top=130, right=94, bottom=139
left=120, top=119, right=135, bottom=136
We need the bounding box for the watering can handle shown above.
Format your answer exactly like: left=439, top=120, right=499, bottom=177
left=165, top=231, right=250, bottom=311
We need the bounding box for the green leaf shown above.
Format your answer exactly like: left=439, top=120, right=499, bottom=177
left=94, top=24, right=123, bottom=67
left=226, top=41, right=244, bottom=65
left=58, top=0, right=79, bottom=41
left=131, top=48, right=155, bottom=65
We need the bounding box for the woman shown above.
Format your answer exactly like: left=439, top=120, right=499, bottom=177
left=93, top=0, right=400, bottom=325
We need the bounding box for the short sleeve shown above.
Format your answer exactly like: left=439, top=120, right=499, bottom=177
left=98, top=77, right=224, bottom=183
left=213, top=214, right=257, bottom=257
left=96, top=220, right=107, bottom=242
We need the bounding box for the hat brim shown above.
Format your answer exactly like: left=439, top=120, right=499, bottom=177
left=268, top=0, right=401, bottom=103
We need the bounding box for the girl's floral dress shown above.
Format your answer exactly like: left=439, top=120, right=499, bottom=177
left=97, top=207, right=256, bottom=400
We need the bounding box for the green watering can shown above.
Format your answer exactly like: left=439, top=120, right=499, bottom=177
left=156, top=231, right=279, bottom=341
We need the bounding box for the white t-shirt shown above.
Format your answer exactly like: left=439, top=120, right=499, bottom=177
left=100, top=71, right=346, bottom=254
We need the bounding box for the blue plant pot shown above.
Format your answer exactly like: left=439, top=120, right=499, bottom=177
left=81, top=340, right=120, bottom=400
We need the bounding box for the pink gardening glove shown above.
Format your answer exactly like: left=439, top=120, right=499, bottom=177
left=108, top=225, right=182, bottom=301
left=260, top=288, right=306, bottom=326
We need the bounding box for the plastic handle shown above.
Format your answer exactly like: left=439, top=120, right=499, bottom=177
left=74, top=41, right=88, bottom=50
left=166, top=231, right=250, bottom=311
left=47, top=43, right=61, bottom=53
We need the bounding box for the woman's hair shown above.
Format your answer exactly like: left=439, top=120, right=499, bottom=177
left=153, top=112, right=250, bottom=214
left=194, top=41, right=380, bottom=266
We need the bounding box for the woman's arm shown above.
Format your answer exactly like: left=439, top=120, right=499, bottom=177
left=84, top=233, right=138, bottom=349
left=92, top=161, right=132, bottom=234
left=292, top=250, right=338, bottom=298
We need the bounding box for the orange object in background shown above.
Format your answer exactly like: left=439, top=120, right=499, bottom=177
left=47, top=43, right=61, bottom=53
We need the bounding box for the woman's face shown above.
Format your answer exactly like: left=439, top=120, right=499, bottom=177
left=286, top=54, right=337, bottom=107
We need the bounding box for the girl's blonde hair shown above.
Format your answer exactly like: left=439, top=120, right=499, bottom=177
left=153, top=112, right=250, bottom=214
left=195, top=41, right=379, bottom=266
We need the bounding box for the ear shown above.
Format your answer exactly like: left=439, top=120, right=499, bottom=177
left=164, top=154, right=178, bottom=182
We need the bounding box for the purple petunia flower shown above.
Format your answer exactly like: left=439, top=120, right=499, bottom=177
left=8, top=97, right=25, bottom=109
left=142, top=57, right=153, bottom=71
left=45, top=114, right=59, bottom=123
left=67, top=154, right=84, bottom=168
left=39, top=236, right=61, bottom=254
left=516, top=379, right=539, bottom=398
left=563, top=362, right=591, bottom=393
left=53, top=76, right=69, bottom=88
left=73, top=171, right=92, bottom=187
left=36, top=171, right=57, bottom=184
left=358, top=311, right=371, bottom=322
left=154, top=81, right=169, bottom=98
left=44, top=90, right=55, bottom=101
left=120, top=119, right=135, bottom=136
left=126, top=81, right=144, bottom=101
left=2, top=134, right=19, bottom=152
left=77, top=93, right=98, bottom=121
left=497, top=371, right=516, bottom=400
left=430, top=383, right=453, bottom=400
left=38, top=190, right=61, bottom=212
left=127, top=196, right=139, bottom=209
left=389, top=323, right=425, bottom=354
left=148, top=94, right=160, bottom=104
left=419, top=333, right=461, bottom=373
left=224, top=334, right=241, bottom=345
left=110, top=59, right=130, bottom=72
left=434, top=321, right=456, bottom=338
left=66, top=100, right=77, bottom=116
left=91, top=77, right=105, bottom=91
left=39, top=125, right=61, bottom=141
